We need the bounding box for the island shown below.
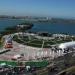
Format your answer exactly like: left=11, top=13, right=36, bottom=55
left=0, top=22, right=33, bottom=36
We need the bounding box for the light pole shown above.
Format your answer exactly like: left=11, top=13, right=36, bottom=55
left=41, top=40, right=45, bottom=50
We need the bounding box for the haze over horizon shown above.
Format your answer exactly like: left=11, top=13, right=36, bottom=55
left=0, top=0, right=75, bottom=19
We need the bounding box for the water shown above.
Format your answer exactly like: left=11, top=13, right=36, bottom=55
left=0, top=19, right=25, bottom=31
left=0, top=19, right=75, bottom=35
left=30, top=23, right=75, bottom=35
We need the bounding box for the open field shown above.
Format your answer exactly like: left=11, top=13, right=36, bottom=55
left=13, top=34, right=75, bottom=48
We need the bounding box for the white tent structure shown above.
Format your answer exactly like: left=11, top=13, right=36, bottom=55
left=58, top=41, right=75, bottom=51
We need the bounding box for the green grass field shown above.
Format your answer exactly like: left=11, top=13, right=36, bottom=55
left=13, top=35, right=75, bottom=48
left=0, top=60, right=49, bottom=68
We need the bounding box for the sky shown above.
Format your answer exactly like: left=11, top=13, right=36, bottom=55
left=0, top=0, right=75, bottom=18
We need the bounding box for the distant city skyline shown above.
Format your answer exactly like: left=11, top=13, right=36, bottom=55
left=0, top=0, right=75, bottom=18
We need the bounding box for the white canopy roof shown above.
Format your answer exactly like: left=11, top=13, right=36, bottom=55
left=58, top=41, right=75, bottom=49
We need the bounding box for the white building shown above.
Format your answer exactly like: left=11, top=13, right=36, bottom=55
left=53, top=34, right=69, bottom=38
left=58, top=41, right=75, bottom=51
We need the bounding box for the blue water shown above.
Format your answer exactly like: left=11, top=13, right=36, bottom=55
left=0, top=19, right=25, bottom=31
left=0, top=19, right=75, bottom=35
left=30, top=23, right=75, bottom=35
